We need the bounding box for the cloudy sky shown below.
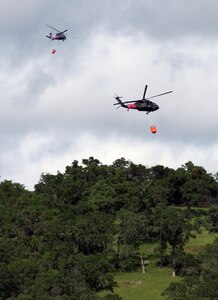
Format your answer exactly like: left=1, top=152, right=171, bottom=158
left=1, top=0, right=218, bottom=189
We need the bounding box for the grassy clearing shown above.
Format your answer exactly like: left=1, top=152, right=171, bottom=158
left=103, top=230, right=217, bottom=300
left=112, top=266, right=179, bottom=300
left=102, top=207, right=217, bottom=299
left=185, top=230, right=217, bottom=254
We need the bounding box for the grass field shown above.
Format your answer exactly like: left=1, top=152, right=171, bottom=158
left=112, top=265, right=179, bottom=300
left=185, top=230, right=216, bottom=254
left=103, top=229, right=217, bottom=300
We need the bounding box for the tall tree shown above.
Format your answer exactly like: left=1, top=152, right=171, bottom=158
left=114, top=209, right=147, bottom=271
left=152, top=206, right=195, bottom=276
left=181, top=162, right=218, bottom=209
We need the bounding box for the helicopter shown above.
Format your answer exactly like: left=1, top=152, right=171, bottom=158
left=113, top=85, right=172, bottom=114
left=46, top=24, right=68, bottom=41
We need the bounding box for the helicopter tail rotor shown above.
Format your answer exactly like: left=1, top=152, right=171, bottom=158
left=114, top=94, right=129, bottom=109
left=46, top=32, right=52, bottom=40
left=114, top=94, right=123, bottom=106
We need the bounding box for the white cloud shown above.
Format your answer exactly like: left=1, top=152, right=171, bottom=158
left=2, top=132, right=217, bottom=190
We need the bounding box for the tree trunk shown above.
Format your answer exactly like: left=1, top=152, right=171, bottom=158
left=115, top=240, right=121, bottom=269
left=172, top=256, right=176, bottom=277
left=140, top=253, right=145, bottom=274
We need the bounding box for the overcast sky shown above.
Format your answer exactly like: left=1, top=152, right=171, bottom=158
left=1, top=0, right=218, bottom=190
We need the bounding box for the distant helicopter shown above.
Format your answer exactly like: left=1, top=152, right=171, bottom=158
left=46, top=24, right=68, bottom=41
left=114, top=85, right=172, bottom=114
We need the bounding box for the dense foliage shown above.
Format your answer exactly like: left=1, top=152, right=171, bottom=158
left=0, top=157, right=217, bottom=299
left=163, top=238, right=218, bottom=300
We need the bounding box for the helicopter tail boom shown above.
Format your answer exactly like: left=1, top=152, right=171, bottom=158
left=114, top=96, right=128, bottom=108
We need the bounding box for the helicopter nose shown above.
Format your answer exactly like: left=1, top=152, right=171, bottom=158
left=155, top=104, right=159, bottom=110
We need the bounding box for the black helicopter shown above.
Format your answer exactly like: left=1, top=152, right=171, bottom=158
left=114, top=85, right=172, bottom=114
left=46, top=24, right=68, bottom=41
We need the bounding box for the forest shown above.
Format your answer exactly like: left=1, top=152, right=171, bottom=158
left=0, top=157, right=218, bottom=300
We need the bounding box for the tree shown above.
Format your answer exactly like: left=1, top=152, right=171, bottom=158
left=152, top=206, right=195, bottom=276
left=114, top=210, right=147, bottom=271
left=207, top=206, right=218, bottom=233
left=166, top=168, right=187, bottom=206
left=73, top=211, right=115, bottom=255
left=0, top=262, right=17, bottom=299
left=143, top=181, right=170, bottom=209
left=82, top=180, right=117, bottom=213
left=0, top=180, right=28, bottom=209
left=181, top=162, right=218, bottom=209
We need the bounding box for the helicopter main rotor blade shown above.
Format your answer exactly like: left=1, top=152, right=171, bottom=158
left=143, top=85, right=148, bottom=99
left=146, top=91, right=172, bottom=100
left=46, top=24, right=61, bottom=33
left=113, top=90, right=172, bottom=105
left=59, top=29, right=68, bottom=34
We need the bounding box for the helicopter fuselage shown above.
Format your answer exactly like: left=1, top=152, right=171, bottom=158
left=126, top=100, right=159, bottom=112
left=53, top=34, right=66, bottom=41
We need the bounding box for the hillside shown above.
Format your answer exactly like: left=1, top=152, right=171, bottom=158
left=0, top=158, right=217, bottom=299
left=110, top=229, right=217, bottom=300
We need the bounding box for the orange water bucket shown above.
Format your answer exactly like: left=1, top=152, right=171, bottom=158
left=150, top=125, right=157, bottom=134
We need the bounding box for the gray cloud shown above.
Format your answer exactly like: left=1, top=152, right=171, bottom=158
left=1, top=0, right=218, bottom=189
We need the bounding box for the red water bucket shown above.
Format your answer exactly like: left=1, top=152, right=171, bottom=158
left=150, top=125, right=157, bottom=134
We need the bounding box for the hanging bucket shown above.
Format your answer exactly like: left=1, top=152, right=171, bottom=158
left=51, top=49, right=56, bottom=54
left=150, top=125, right=157, bottom=134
